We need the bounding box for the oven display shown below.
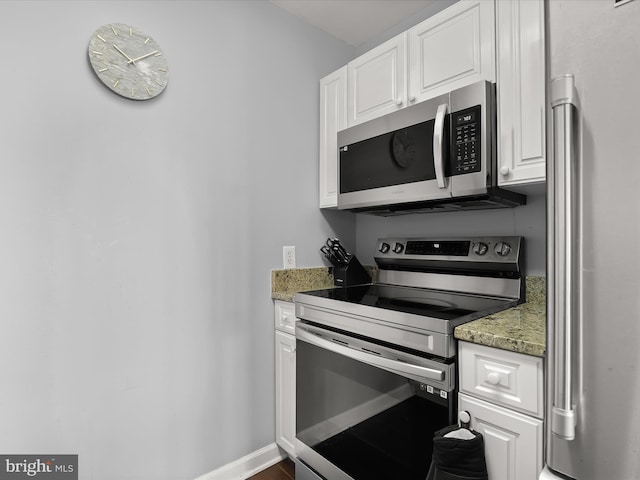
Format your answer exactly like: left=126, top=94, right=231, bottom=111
left=405, top=240, right=470, bottom=256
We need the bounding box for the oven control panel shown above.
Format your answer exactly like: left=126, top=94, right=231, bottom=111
left=375, top=236, right=522, bottom=265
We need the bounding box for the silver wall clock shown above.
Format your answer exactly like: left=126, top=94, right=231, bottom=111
left=88, top=23, right=169, bottom=100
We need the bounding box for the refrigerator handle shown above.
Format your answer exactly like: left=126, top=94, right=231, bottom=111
left=548, top=74, right=579, bottom=441
left=433, top=103, right=448, bottom=189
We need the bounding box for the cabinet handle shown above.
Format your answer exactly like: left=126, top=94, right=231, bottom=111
left=459, top=410, right=471, bottom=429
left=396, top=97, right=403, bottom=106
left=408, top=95, right=416, bottom=103
left=500, top=166, right=510, bottom=176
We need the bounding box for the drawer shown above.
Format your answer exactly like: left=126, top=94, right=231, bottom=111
left=274, top=300, right=296, bottom=335
left=459, top=341, right=543, bottom=418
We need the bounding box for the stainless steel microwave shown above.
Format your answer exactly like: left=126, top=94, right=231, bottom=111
left=337, top=81, right=525, bottom=214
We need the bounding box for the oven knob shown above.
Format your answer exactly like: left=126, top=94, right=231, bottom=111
left=494, top=242, right=512, bottom=257
left=379, top=242, right=390, bottom=254
left=473, top=242, right=488, bottom=256
left=393, top=243, right=404, bottom=254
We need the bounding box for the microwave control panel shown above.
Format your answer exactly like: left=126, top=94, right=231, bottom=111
left=452, top=105, right=481, bottom=176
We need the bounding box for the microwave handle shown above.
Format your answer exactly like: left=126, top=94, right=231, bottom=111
left=433, top=103, right=448, bottom=189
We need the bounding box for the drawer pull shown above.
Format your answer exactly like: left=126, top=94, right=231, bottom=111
left=486, top=372, right=501, bottom=385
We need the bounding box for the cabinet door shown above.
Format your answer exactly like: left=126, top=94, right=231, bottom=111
left=319, top=67, right=347, bottom=208
left=347, top=33, right=407, bottom=127
left=408, top=0, right=496, bottom=104
left=459, top=393, right=543, bottom=480
left=496, top=0, right=546, bottom=186
left=275, top=330, right=296, bottom=457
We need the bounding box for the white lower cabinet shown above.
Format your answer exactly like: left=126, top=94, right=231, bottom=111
left=458, top=341, right=543, bottom=480
left=274, top=301, right=296, bottom=458
left=459, top=393, right=542, bottom=480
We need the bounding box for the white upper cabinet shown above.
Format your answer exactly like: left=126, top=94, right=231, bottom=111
left=408, top=0, right=496, bottom=104
left=319, top=67, right=347, bottom=208
left=346, top=1, right=496, bottom=128
left=346, top=33, right=407, bottom=127
left=496, top=0, right=546, bottom=186
left=320, top=0, right=546, bottom=208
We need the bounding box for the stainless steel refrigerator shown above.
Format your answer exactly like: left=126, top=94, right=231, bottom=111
left=542, top=1, right=640, bottom=479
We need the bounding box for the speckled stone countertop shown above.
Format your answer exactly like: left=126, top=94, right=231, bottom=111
left=271, top=266, right=377, bottom=301
left=271, top=268, right=335, bottom=302
left=271, top=269, right=546, bottom=357
left=454, top=277, right=546, bottom=357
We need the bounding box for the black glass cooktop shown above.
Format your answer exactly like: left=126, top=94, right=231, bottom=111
left=302, top=284, right=512, bottom=321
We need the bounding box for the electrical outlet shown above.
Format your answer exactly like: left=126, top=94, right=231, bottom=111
left=283, top=246, right=296, bottom=269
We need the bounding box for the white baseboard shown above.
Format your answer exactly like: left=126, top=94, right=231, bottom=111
left=195, top=442, right=287, bottom=480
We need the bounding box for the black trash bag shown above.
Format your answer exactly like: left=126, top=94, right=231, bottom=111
left=425, top=424, right=489, bottom=480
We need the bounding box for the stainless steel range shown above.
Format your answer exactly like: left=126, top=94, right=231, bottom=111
left=294, top=236, right=524, bottom=480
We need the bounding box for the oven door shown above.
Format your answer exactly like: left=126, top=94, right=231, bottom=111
left=295, top=322, right=456, bottom=480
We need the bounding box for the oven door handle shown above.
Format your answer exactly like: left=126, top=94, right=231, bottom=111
left=296, top=327, right=445, bottom=382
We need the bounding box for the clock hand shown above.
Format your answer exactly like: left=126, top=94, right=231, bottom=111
left=113, top=44, right=135, bottom=64
left=127, top=50, right=159, bottom=64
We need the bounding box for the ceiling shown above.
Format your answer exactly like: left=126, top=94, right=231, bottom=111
left=270, top=0, right=437, bottom=47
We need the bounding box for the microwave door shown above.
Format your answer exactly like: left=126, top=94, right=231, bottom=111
left=337, top=93, right=452, bottom=210
left=448, top=81, right=492, bottom=197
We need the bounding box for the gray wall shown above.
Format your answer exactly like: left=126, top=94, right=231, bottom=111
left=0, top=1, right=354, bottom=479
left=355, top=0, right=458, bottom=56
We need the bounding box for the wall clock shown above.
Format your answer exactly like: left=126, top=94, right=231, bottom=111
left=88, top=23, right=169, bottom=100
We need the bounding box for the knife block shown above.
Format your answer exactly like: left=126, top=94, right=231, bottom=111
left=333, top=255, right=371, bottom=287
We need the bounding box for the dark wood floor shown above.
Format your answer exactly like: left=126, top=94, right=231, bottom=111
left=248, top=459, right=295, bottom=480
